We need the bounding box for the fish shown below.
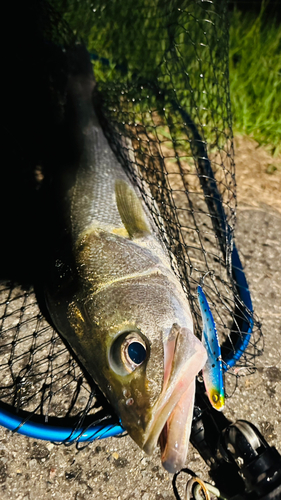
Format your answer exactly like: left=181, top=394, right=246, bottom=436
left=197, top=286, right=224, bottom=411
left=44, top=44, right=207, bottom=474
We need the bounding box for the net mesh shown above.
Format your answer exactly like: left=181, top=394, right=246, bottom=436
left=0, top=0, right=263, bottom=436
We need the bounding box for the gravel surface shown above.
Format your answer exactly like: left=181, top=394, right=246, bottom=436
left=0, top=140, right=280, bottom=499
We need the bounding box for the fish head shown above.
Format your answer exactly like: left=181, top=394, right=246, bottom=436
left=71, top=275, right=207, bottom=473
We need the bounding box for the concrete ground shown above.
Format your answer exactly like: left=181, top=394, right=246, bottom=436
left=0, top=138, right=280, bottom=499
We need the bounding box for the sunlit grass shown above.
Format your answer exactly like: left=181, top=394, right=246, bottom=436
left=53, top=0, right=281, bottom=155
left=229, top=7, right=281, bottom=155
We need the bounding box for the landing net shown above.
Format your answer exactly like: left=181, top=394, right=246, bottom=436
left=0, top=0, right=263, bottom=441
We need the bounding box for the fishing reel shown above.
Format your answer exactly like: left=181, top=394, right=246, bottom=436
left=219, top=420, right=281, bottom=500
left=190, top=382, right=281, bottom=500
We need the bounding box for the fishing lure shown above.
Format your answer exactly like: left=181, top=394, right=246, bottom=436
left=197, top=285, right=225, bottom=411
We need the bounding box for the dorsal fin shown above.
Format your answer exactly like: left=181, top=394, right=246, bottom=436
left=115, top=179, right=151, bottom=239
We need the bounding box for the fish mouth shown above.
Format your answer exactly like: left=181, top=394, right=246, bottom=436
left=143, top=325, right=207, bottom=473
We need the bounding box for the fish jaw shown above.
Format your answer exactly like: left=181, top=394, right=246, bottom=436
left=142, top=326, right=207, bottom=472
left=160, top=379, right=195, bottom=473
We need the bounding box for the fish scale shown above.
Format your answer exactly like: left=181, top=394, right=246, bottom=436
left=71, top=122, right=129, bottom=239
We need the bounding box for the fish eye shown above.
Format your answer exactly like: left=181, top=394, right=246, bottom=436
left=109, top=332, right=148, bottom=375
left=128, top=342, right=146, bottom=364
left=122, top=335, right=147, bottom=370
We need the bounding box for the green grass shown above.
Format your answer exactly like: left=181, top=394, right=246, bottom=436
left=229, top=7, right=281, bottom=155
left=52, top=0, right=281, bottom=155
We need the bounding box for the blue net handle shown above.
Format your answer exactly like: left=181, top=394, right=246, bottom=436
left=0, top=404, right=124, bottom=442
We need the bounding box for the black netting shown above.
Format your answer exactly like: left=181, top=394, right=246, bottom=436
left=0, top=282, right=104, bottom=420
left=0, top=0, right=263, bottom=437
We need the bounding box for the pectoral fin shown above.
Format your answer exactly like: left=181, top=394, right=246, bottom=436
left=115, top=179, right=151, bottom=238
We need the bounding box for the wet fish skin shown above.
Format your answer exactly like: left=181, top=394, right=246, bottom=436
left=45, top=45, right=207, bottom=471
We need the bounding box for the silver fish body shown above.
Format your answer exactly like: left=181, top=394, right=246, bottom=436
left=45, top=51, right=207, bottom=473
